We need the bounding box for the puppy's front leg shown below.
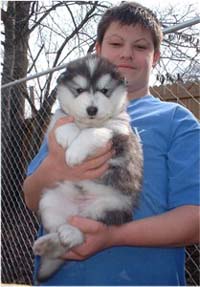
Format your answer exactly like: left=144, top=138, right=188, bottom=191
left=66, top=128, right=113, bottom=166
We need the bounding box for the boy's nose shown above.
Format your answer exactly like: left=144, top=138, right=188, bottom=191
left=120, top=45, right=133, bottom=59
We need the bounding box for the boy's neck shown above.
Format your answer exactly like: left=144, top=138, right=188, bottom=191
left=127, top=87, right=150, bottom=101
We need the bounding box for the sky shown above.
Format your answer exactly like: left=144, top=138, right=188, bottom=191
left=116, top=0, right=199, bottom=9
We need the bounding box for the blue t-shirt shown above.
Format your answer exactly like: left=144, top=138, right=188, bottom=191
left=28, top=95, right=200, bottom=286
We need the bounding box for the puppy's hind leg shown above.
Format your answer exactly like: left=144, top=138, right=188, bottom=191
left=35, top=225, right=84, bottom=282
left=33, top=224, right=84, bottom=257
left=33, top=232, right=65, bottom=257
left=34, top=232, right=68, bottom=282
left=37, top=255, right=65, bottom=282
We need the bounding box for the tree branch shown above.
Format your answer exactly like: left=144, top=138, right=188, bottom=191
left=42, top=1, right=99, bottom=104
left=29, top=2, right=65, bottom=34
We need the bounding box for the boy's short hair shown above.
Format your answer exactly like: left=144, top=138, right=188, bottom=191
left=97, top=1, right=163, bottom=52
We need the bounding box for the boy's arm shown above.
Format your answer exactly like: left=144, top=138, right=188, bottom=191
left=62, top=205, right=200, bottom=260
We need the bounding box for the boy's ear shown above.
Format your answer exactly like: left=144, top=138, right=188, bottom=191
left=95, top=42, right=101, bottom=55
left=153, top=51, right=160, bottom=67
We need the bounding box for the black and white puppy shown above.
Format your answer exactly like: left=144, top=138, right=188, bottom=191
left=33, top=54, right=143, bottom=281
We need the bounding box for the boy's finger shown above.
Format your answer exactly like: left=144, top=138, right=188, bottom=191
left=69, top=216, right=104, bottom=233
left=83, top=150, right=112, bottom=171
left=84, top=162, right=109, bottom=180
left=61, top=250, right=83, bottom=260
left=53, top=116, right=74, bottom=130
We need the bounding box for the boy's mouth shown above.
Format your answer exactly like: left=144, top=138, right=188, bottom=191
left=117, top=65, right=135, bottom=69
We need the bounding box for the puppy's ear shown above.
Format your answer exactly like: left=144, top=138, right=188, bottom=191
left=112, top=67, right=126, bottom=86
left=57, top=69, right=69, bottom=84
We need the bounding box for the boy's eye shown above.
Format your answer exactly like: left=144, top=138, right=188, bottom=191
left=110, top=42, right=122, bottom=46
left=135, top=45, right=147, bottom=50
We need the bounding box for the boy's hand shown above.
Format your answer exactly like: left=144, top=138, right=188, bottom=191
left=61, top=216, right=114, bottom=260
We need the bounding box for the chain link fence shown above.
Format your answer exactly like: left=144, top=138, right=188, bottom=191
left=1, top=14, right=200, bottom=286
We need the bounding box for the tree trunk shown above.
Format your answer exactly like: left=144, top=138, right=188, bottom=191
left=2, top=1, right=31, bottom=190
left=1, top=2, right=33, bottom=284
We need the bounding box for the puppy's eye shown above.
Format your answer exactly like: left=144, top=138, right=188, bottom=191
left=76, top=88, right=84, bottom=94
left=101, top=88, right=109, bottom=95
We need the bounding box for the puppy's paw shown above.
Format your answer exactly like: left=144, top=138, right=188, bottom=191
left=33, top=233, right=59, bottom=256
left=95, top=128, right=113, bottom=146
left=58, top=225, right=84, bottom=249
left=65, top=147, right=87, bottom=166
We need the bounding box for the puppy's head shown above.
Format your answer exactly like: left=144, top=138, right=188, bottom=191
left=56, top=54, right=127, bottom=127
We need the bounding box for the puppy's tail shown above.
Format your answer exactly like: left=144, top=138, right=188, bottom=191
left=37, top=256, right=64, bottom=282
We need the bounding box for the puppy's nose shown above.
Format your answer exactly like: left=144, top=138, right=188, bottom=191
left=87, top=106, right=98, bottom=116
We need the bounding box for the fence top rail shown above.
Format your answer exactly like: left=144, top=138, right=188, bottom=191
left=163, top=16, right=200, bottom=34
left=1, top=16, right=200, bottom=90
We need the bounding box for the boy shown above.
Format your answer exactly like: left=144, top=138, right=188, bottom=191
left=23, top=2, right=200, bottom=285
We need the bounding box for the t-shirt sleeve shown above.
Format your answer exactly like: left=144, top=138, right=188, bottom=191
left=167, top=105, right=200, bottom=208
left=27, top=136, right=48, bottom=176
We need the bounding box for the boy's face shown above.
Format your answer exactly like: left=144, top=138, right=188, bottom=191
left=96, top=21, right=160, bottom=99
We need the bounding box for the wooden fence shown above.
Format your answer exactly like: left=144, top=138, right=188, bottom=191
left=151, top=81, right=200, bottom=119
